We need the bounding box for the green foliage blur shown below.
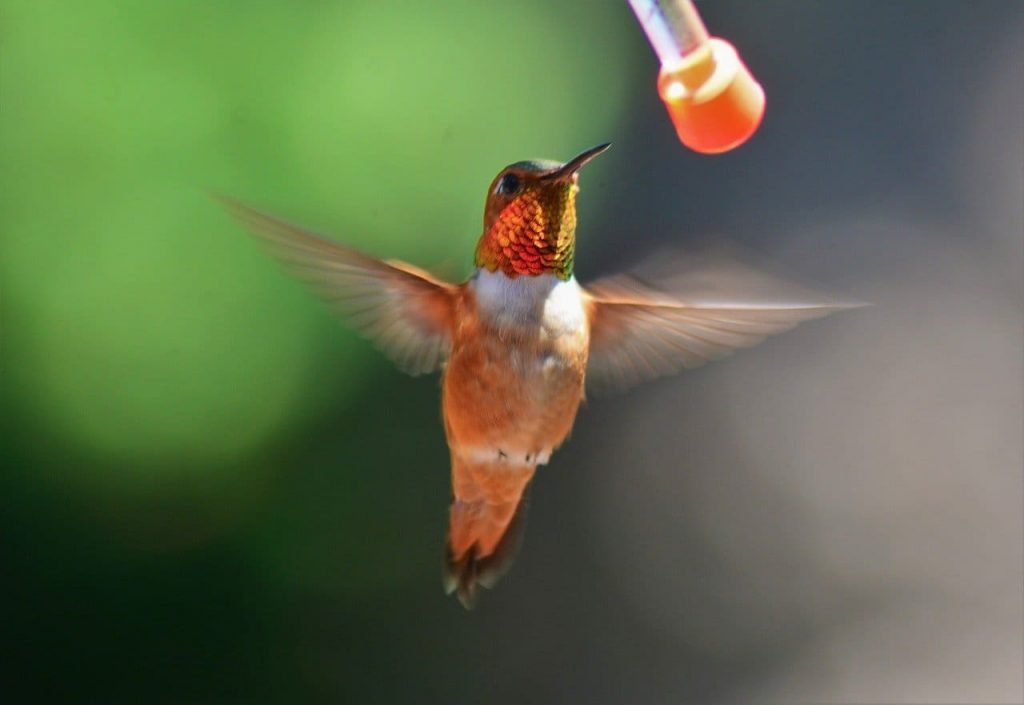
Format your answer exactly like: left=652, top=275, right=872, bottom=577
left=1, top=0, right=632, bottom=469
left=1, top=1, right=635, bottom=701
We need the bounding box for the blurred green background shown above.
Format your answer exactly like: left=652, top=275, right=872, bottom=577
left=2, top=1, right=1021, bottom=703
left=0, top=0, right=632, bottom=470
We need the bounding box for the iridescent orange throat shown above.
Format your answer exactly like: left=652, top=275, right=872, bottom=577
left=475, top=182, right=578, bottom=280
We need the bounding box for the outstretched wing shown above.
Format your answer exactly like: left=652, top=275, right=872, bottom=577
left=218, top=196, right=458, bottom=375
left=586, top=275, right=854, bottom=391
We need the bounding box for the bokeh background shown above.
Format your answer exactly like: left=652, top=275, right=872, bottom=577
left=2, top=1, right=1021, bottom=703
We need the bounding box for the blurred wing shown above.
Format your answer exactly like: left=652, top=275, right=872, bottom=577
left=586, top=275, right=851, bottom=391
left=218, top=196, right=457, bottom=375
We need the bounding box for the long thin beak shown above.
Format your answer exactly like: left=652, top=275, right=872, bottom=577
left=545, top=142, right=612, bottom=181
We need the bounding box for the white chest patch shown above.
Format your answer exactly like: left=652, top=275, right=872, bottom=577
left=472, top=270, right=586, bottom=336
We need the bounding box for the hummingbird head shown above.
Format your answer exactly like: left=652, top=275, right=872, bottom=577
left=475, top=143, right=610, bottom=280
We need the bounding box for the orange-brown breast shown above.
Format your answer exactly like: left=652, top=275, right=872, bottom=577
left=442, top=274, right=589, bottom=464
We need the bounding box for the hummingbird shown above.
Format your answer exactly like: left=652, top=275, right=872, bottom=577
left=220, top=143, right=847, bottom=608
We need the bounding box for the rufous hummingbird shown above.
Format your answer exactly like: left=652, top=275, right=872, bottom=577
left=220, top=143, right=846, bottom=608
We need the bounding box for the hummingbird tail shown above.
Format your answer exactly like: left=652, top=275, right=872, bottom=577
left=443, top=467, right=533, bottom=609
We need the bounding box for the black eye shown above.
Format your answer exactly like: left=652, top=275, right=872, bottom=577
left=496, top=173, right=521, bottom=196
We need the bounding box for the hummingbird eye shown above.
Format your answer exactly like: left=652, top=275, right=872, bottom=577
left=496, top=173, right=521, bottom=196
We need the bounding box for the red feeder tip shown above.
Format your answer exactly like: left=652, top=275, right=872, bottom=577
left=657, top=38, right=766, bottom=154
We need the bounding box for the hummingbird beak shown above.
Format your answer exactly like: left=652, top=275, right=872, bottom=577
left=544, top=142, right=611, bottom=182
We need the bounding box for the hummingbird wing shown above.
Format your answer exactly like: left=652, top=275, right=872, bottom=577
left=218, top=196, right=457, bottom=375
left=585, top=275, right=853, bottom=391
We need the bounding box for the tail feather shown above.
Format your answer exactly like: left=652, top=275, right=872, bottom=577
left=443, top=452, right=537, bottom=608
left=444, top=486, right=531, bottom=608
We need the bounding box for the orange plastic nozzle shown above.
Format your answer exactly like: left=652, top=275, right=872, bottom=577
left=657, top=38, right=765, bottom=154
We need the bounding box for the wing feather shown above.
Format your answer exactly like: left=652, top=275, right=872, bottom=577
left=586, top=275, right=855, bottom=391
left=218, top=196, right=457, bottom=375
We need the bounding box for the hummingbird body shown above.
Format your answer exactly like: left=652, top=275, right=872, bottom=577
left=222, top=143, right=850, bottom=608
left=442, top=271, right=589, bottom=593
left=445, top=271, right=588, bottom=464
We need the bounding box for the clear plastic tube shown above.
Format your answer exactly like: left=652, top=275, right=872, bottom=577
left=626, top=0, right=709, bottom=67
